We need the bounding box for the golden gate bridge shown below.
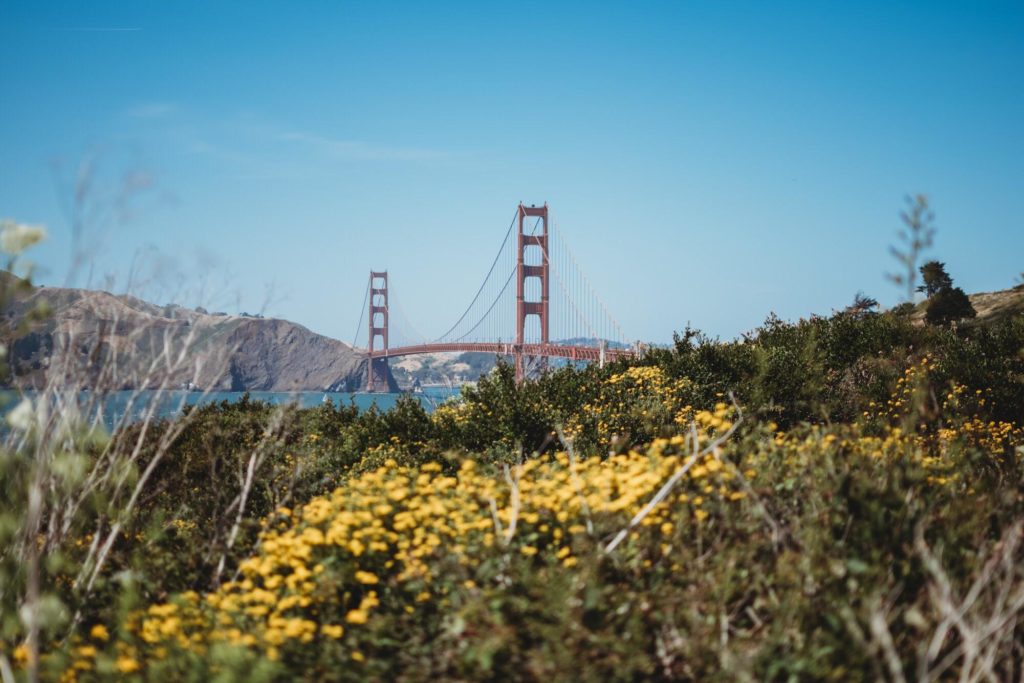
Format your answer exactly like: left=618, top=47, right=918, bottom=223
left=352, top=203, right=641, bottom=391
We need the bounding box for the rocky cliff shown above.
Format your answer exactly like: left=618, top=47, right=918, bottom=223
left=2, top=281, right=396, bottom=391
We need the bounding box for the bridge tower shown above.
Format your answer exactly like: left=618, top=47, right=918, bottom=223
left=366, top=271, right=390, bottom=392
left=515, top=203, right=549, bottom=382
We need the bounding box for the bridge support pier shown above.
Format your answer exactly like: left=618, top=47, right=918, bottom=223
left=515, top=203, right=549, bottom=383
left=366, top=271, right=389, bottom=392
left=367, top=356, right=391, bottom=393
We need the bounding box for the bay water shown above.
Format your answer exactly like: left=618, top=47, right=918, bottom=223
left=1, top=386, right=461, bottom=431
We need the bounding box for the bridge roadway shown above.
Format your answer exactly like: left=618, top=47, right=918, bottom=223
left=366, top=342, right=635, bottom=363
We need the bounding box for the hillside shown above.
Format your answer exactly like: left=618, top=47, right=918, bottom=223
left=2, top=280, right=396, bottom=392
left=391, top=338, right=634, bottom=387
left=391, top=352, right=497, bottom=387
left=393, top=287, right=1024, bottom=387
left=963, top=283, right=1024, bottom=323
left=903, top=283, right=1024, bottom=325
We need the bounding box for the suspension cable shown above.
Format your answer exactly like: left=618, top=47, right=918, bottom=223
left=389, top=278, right=429, bottom=344
left=450, top=215, right=543, bottom=342
left=351, top=275, right=370, bottom=349
left=452, top=269, right=516, bottom=342
left=540, top=220, right=600, bottom=342
left=434, top=210, right=519, bottom=341
left=551, top=220, right=628, bottom=344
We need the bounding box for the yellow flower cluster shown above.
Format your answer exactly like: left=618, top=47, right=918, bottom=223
left=858, top=356, right=1022, bottom=460
left=170, top=518, right=197, bottom=533
left=567, top=366, right=695, bottom=450
left=127, top=432, right=745, bottom=668
left=860, top=355, right=944, bottom=424
left=360, top=434, right=431, bottom=466
left=937, top=417, right=1021, bottom=455
left=49, top=624, right=141, bottom=680
left=432, top=400, right=472, bottom=429
left=766, top=417, right=1021, bottom=488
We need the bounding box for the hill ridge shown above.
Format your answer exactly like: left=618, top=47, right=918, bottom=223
left=2, top=280, right=396, bottom=392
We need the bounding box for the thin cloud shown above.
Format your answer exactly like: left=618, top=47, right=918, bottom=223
left=185, top=138, right=299, bottom=180
left=53, top=27, right=142, bottom=32
left=279, top=131, right=452, bottom=162
left=126, top=102, right=176, bottom=119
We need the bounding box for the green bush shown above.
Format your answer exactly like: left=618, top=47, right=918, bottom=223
left=926, top=286, right=977, bottom=325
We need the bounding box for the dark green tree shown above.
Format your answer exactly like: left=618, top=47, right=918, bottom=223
left=917, top=260, right=953, bottom=297
left=916, top=261, right=976, bottom=325
left=925, top=286, right=976, bottom=326
left=846, top=292, right=879, bottom=318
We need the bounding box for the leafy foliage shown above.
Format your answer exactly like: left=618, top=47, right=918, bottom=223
left=916, top=260, right=977, bottom=326
left=917, top=260, right=954, bottom=296
left=37, top=397, right=1024, bottom=681
left=926, top=286, right=977, bottom=326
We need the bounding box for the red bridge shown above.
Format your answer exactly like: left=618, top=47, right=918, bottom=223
left=354, top=204, right=640, bottom=391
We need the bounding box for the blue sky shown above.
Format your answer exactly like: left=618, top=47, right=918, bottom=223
left=1, top=1, right=1022, bottom=344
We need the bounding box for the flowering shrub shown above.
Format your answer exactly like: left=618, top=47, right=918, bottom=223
left=4, top=270, right=1024, bottom=680
left=565, top=365, right=696, bottom=453
left=35, top=400, right=1023, bottom=680
left=430, top=361, right=568, bottom=457
left=108, top=424, right=747, bottom=674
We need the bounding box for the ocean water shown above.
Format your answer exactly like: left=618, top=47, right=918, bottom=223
left=1, top=386, right=462, bottom=430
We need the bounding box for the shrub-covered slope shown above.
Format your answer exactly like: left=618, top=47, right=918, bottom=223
left=6, top=304, right=1024, bottom=681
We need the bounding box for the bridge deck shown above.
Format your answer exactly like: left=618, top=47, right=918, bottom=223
left=366, top=342, right=634, bottom=363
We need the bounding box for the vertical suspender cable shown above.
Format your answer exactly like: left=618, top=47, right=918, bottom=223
left=352, top=276, right=370, bottom=349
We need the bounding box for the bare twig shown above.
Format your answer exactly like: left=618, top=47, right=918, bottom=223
left=555, top=426, right=594, bottom=536
left=604, top=400, right=743, bottom=554
left=867, top=593, right=908, bottom=683
left=502, top=463, right=522, bottom=545
left=213, top=406, right=288, bottom=585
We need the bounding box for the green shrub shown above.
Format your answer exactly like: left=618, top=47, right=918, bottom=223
left=925, top=286, right=977, bottom=325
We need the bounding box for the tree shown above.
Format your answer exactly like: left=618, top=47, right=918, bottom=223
left=925, top=286, right=976, bottom=326
left=845, top=292, right=879, bottom=318
left=917, top=261, right=953, bottom=297
left=915, top=261, right=976, bottom=325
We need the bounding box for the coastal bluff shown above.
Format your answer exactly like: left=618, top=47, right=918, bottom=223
left=2, top=280, right=397, bottom=392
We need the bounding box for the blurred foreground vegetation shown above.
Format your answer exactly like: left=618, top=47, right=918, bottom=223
left=3, top=293, right=1023, bottom=681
